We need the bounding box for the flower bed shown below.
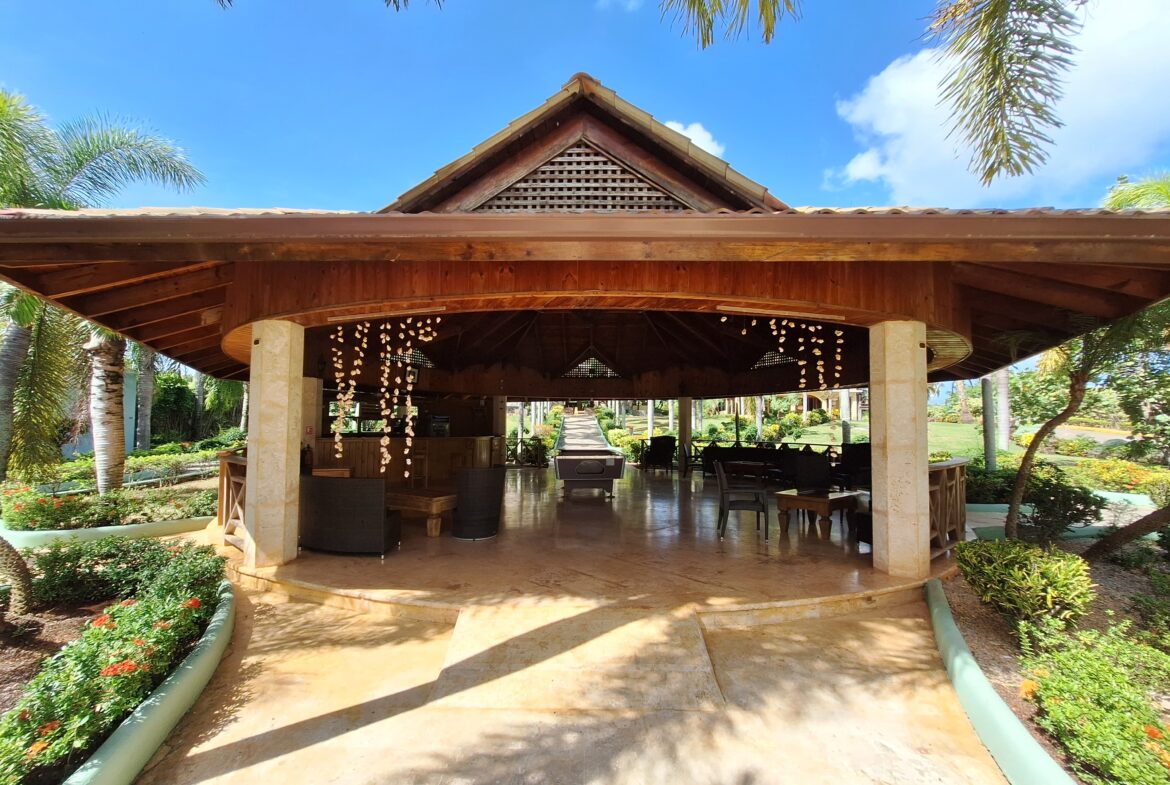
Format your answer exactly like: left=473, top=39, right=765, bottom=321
left=1, top=487, right=216, bottom=532
left=0, top=537, right=226, bottom=784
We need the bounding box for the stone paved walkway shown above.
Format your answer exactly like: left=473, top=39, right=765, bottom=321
left=139, top=590, right=1006, bottom=785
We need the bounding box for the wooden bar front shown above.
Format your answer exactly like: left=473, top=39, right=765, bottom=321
left=311, top=436, right=503, bottom=485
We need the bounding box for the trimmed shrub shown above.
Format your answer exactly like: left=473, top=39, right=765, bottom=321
left=1019, top=471, right=1105, bottom=545
left=955, top=540, right=1095, bottom=624
left=804, top=409, right=830, bottom=426
left=1019, top=617, right=1170, bottom=785
left=1052, top=436, right=1098, bottom=457
left=0, top=537, right=225, bottom=784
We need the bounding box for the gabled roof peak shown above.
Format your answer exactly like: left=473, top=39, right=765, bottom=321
left=381, top=73, right=786, bottom=214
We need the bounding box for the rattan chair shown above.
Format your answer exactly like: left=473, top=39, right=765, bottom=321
left=714, top=461, right=770, bottom=541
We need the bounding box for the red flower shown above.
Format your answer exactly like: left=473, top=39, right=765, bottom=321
left=52, top=500, right=62, bottom=508
left=12, top=503, right=22, bottom=511
left=92, top=614, right=114, bottom=629
left=119, top=599, right=137, bottom=607
left=35, top=498, right=46, bottom=505
left=183, top=598, right=202, bottom=610
left=153, top=620, right=171, bottom=630
left=25, top=741, right=48, bottom=760
left=1146, top=725, right=1165, bottom=740
left=132, top=638, right=146, bottom=646
left=17, top=710, right=30, bottom=722
left=100, top=660, right=139, bottom=677
left=37, top=721, right=60, bottom=736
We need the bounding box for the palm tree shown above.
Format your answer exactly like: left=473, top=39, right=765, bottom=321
left=663, top=0, right=1084, bottom=185
left=1104, top=173, right=1170, bottom=210
left=132, top=344, right=157, bottom=451
left=85, top=333, right=127, bottom=493
left=0, top=89, right=203, bottom=486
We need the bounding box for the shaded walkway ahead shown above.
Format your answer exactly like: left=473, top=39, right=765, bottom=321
left=139, top=590, right=1006, bottom=785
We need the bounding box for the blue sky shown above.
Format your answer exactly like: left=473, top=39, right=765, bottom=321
left=3, top=0, right=1168, bottom=211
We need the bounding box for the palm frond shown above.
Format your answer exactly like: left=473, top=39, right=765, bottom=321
left=660, top=0, right=799, bottom=47
left=0, top=287, right=42, bottom=328
left=931, top=0, right=1083, bottom=185
left=1103, top=172, right=1170, bottom=210
left=0, top=90, right=60, bottom=208
left=10, top=305, right=86, bottom=475
left=49, top=116, right=205, bottom=207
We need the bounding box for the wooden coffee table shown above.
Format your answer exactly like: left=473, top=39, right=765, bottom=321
left=385, top=488, right=457, bottom=537
left=774, top=490, right=861, bottom=539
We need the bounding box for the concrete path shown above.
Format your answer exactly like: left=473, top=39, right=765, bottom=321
left=559, top=413, right=613, bottom=451
left=139, top=591, right=1006, bottom=785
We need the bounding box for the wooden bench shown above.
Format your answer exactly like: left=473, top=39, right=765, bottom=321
left=384, top=488, right=457, bottom=537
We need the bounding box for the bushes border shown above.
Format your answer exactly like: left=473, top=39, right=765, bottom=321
left=63, top=580, right=235, bottom=785
left=924, top=579, right=1075, bottom=785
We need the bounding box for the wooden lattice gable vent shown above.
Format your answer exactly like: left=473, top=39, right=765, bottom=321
left=475, top=141, right=691, bottom=212
left=562, top=356, right=622, bottom=379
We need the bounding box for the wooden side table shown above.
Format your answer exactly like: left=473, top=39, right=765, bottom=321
left=774, top=490, right=861, bottom=539
left=385, top=488, right=457, bottom=537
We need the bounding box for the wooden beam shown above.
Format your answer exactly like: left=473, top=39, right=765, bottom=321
left=30, top=261, right=221, bottom=298
left=153, top=330, right=221, bottom=354
left=62, top=264, right=232, bottom=318
left=124, top=308, right=224, bottom=344
left=975, top=262, right=1170, bottom=301
left=953, top=262, right=1143, bottom=319
left=103, top=288, right=226, bottom=332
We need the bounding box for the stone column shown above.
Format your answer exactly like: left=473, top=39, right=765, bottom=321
left=243, top=320, right=304, bottom=568
left=490, top=395, right=507, bottom=436
left=301, top=377, right=323, bottom=449
left=647, top=399, right=655, bottom=437
left=667, top=399, right=675, bottom=432
left=678, top=397, right=693, bottom=472
left=869, top=321, right=930, bottom=579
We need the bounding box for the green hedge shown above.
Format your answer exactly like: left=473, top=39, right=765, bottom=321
left=0, top=537, right=226, bottom=784
left=1020, top=618, right=1170, bottom=785
left=955, top=540, right=1095, bottom=624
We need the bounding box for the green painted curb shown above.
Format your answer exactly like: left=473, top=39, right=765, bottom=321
left=63, top=580, right=236, bottom=785
left=924, top=579, right=1074, bottom=785
left=0, top=517, right=212, bottom=549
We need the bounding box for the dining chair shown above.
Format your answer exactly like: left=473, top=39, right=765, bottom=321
left=714, top=461, right=770, bottom=541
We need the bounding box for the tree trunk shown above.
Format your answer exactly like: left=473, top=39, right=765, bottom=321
left=238, top=382, right=249, bottom=431
left=1083, top=506, right=1170, bottom=560
left=0, top=535, right=32, bottom=616
left=135, top=348, right=155, bottom=451
left=956, top=381, right=974, bottom=424
left=85, top=334, right=126, bottom=494
left=995, top=369, right=1012, bottom=449
left=192, top=371, right=205, bottom=440
left=1004, top=374, right=1086, bottom=538
left=0, top=322, right=32, bottom=480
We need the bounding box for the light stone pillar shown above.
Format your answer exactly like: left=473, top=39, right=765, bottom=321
left=647, top=399, right=655, bottom=437
left=869, top=321, right=930, bottom=580
left=301, top=377, right=323, bottom=448
left=667, top=399, right=675, bottom=432
left=243, top=320, right=304, bottom=568
left=490, top=396, right=507, bottom=436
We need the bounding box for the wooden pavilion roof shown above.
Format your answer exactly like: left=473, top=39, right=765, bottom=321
left=1, top=73, right=1169, bottom=392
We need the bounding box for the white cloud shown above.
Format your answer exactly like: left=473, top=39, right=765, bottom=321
left=595, top=0, right=643, bottom=11
left=665, top=120, right=726, bottom=157
left=829, top=0, right=1170, bottom=207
